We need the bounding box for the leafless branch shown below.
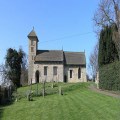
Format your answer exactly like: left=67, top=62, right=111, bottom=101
left=93, top=0, right=120, bottom=59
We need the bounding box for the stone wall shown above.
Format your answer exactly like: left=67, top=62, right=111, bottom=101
left=32, top=63, right=64, bottom=83
left=31, top=63, right=87, bottom=83
left=64, top=66, right=86, bottom=83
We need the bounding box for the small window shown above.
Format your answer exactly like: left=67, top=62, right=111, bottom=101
left=53, top=67, right=57, bottom=75
left=31, top=41, right=34, bottom=46
left=31, top=47, right=34, bottom=52
left=70, top=70, right=72, bottom=78
left=32, top=56, right=34, bottom=60
left=44, top=66, right=47, bottom=76
left=78, top=67, right=81, bottom=79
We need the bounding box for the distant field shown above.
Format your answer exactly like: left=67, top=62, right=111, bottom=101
left=0, top=83, right=120, bottom=120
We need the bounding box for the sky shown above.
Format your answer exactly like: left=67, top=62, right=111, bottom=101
left=0, top=0, right=99, bottom=73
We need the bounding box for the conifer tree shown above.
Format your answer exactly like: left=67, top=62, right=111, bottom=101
left=5, top=48, right=24, bottom=87
left=98, top=25, right=119, bottom=67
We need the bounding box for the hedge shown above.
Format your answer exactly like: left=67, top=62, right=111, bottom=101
left=99, top=61, right=120, bottom=91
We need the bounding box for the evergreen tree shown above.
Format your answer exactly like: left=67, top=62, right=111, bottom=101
left=5, top=48, right=24, bottom=87
left=98, top=25, right=119, bottom=68
left=98, top=29, right=106, bottom=67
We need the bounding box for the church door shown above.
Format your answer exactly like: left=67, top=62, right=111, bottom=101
left=35, top=70, right=39, bottom=83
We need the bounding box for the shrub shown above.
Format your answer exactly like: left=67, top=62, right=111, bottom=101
left=99, top=61, right=120, bottom=90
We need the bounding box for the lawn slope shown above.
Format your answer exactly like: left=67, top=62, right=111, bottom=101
left=0, top=83, right=120, bottom=120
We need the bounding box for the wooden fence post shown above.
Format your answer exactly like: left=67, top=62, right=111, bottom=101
left=43, top=81, right=45, bottom=98
left=59, top=86, right=61, bottom=95
left=30, top=79, right=32, bottom=92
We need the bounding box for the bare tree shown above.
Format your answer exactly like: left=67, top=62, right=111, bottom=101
left=94, top=0, right=120, bottom=29
left=20, top=50, right=28, bottom=86
left=93, top=0, right=120, bottom=59
left=0, top=64, right=8, bottom=83
left=88, top=43, right=99, bottom=81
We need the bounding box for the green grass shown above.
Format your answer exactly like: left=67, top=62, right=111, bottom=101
left=0, top=82, right=120, bottom=120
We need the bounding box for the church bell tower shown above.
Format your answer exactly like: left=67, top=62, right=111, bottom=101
left=28, top=28, right=39, bottom=84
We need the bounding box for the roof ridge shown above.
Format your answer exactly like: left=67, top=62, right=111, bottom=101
left=64, top=51, right=85, bottom=53
left=37, top=50, right=84, bottom=53
left=37, top=49, right=63, bottom=51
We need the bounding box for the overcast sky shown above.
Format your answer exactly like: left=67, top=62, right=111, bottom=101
left=0, top=0, right=99, bottom=73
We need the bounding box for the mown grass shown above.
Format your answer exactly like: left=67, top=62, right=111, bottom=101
left=0, top=82, right=120, bottom=120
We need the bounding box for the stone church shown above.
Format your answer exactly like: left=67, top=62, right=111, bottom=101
left=28, top=29, right=87, bottom=84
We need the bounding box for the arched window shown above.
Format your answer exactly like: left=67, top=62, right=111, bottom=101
left=78, top=67, right=81, bottom=79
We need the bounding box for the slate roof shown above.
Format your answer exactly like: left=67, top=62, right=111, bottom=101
left=64, top=52, right=86, bottom=65
left=35, top=50, right=86, bottom=65
left=35, top=50, right=63, bottom=62
left=28, top=29, right=37, bottom=37
left=28, top=29, right=39, bottom=41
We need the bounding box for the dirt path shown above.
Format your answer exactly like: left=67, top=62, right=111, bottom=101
left=89, top=84, right=120, bottom=99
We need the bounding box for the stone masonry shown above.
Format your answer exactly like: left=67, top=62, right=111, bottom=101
left=28, top=29, right=87, bottom=84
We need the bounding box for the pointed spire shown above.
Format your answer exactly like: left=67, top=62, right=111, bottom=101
left=28, top=28, right=37, bottom=37
left=28, top=27, right=39, bottom=41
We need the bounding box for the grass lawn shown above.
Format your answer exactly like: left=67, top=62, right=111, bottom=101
left=0, top=82, right=120, bottom=120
